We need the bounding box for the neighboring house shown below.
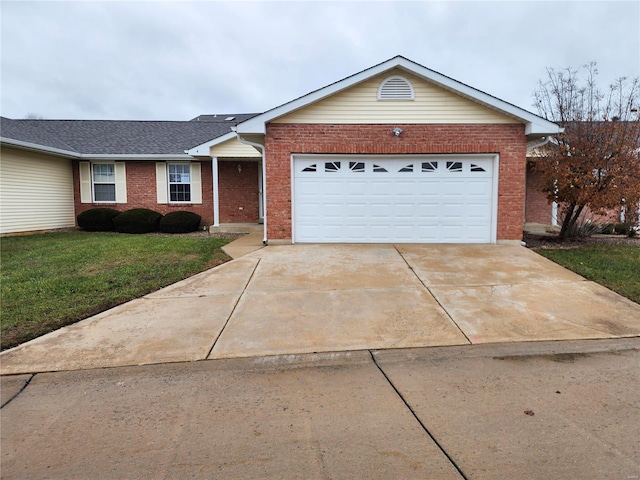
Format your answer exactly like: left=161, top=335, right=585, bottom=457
left=1, top=56, right=560, bottom=243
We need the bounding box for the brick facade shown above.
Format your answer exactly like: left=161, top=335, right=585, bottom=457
left=73, top=160, right=216, bottom=225
left=264, top=123, right=527, bottom=241
left=73, top=160, right=260, bottom=227
left=218, top=160, right=260, bottom=223
left=525, top=164, right=553, bottom=224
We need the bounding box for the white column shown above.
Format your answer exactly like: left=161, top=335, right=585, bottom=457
left=212, top=157, right=220, bottom=226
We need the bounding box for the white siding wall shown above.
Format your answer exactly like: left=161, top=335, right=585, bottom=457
left=273, top=69, right=520, bottom=124
left=0, top=147, right=75, bottom=234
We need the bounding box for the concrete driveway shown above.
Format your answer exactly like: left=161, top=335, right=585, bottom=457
left=2, top=244, right=639, bottom=374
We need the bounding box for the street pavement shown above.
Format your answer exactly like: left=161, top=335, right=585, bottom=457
left=2, top=338, right=639, bottom=479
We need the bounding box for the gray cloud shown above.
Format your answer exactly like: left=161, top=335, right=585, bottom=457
left=2, top=1, right=638, bottom=120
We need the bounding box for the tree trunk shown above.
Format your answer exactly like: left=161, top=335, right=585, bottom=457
left=559, top=204, right=585, bottom=239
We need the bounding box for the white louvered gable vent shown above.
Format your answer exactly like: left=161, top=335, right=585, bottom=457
left=377, top=75, right=415, bottom=100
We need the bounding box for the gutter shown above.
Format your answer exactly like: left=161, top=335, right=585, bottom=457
left=232, top=127, right=268, bottom=245
left=0, top=137, right=80, bottom=159
left=83, top=154, right=193, bottom=161
left=2, top=137, right=193, bottom=161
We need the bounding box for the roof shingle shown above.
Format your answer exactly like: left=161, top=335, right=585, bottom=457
left=1, top=114, right=260, bottom=155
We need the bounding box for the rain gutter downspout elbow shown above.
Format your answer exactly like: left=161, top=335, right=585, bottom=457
left=233, top=128, right=268, bottom=245
left=526, top=136, right=551, bottom=152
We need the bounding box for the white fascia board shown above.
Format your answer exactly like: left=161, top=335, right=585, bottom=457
left=186, top=131, right=236, bottom=157
left=235, top=55, right=561, bottom=137
left=391, top=59, right=562, bottom=136
left=0, top=137, right=80, bottom=158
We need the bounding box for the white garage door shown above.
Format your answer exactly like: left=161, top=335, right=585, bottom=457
left=293, top=156, right=496, bottom=243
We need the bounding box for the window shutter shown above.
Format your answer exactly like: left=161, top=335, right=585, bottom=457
left=191, top=162, right=202, bottom=204
left=115, top=162, right=127, bottom=203
left=156, top=162, right=168, bottom=204
left=79, top=161, right=92, bottom=203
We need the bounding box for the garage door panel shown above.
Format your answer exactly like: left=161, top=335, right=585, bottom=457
left=294, top=156, right=494, bottom=243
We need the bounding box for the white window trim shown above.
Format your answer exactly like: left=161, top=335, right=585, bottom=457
left=79, top=161, right=126, bottom=204
left=91, top=162, right=116, bottom=203
left=167, top=162, right=192, bottom=204
left=157, top=162, right=202, bottom=205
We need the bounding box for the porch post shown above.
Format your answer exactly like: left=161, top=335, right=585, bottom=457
left=212, top=156, right=220, bottom=226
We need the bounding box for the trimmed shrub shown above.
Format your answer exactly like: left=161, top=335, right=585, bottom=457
left=77, top=208, right=121, bottom=232
left=614, top=223, right=631, bottom=236
left=158, top=211, right=202, bottom=234
left=113, top=208, right=162, bottom=234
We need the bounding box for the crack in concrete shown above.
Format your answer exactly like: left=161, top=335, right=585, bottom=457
left=206, top=258, right=262, bottom=359
left=394, top=245, right=472, bottom=345
left=1, top=374, right=35, bottom=409
left=369, top=351, right=468, bottom=480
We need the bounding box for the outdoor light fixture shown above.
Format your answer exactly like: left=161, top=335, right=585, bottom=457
left=392, top=127, right=403, bottom=136
left=237, top=164, right=242, bottom=173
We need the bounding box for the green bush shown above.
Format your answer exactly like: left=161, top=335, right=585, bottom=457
left=614, top=223, right=631, bottom=236
left=113, top=208, right=162, bottom=234
left=158, top=211, right=202, bottom=233
left=77, top=208, right=121, bottom=231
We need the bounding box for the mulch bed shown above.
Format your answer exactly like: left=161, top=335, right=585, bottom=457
left=524, top=232, right=640, bottom=249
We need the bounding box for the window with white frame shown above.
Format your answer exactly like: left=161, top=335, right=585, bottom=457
left=92, top=163, right=116, bottom=202
left=168, top=163, right=191, bottom=202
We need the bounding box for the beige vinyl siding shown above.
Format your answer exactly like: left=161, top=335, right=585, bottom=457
left=210, top=138, right=261, bottom=158
left=273, top=69, right=520, bottom=124
left=0, top=147, right=75, bottom=234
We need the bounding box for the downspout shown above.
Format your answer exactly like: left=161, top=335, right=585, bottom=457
left=526, top=136, right=551, bottom=152
left=232, top=128, right=268, bottom=245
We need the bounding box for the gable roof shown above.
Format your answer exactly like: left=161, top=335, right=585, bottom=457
left=1, top=115, right=257, bottom=158
left=234, top=55, right=560, bottom=138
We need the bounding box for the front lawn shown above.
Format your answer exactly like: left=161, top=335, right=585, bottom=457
left=1, top=231, right=231, bottom=350
left=534, top=245, right=640, bottom=304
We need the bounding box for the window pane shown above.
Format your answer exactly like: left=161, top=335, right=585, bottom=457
left=170, top=183, right=191, bottom=202
left=94, top=184, right=116, bottom=202
left=169, top=164, right=190, bottom=183
left=93, top=164, right=114, bottom=183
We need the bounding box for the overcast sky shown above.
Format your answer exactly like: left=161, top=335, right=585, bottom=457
left=1, top=1, right=638, bottom=121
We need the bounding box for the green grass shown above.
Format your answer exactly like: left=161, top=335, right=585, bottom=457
left=535, top=245, right=640, bottom=304
left=1, top=232, right=231, bottom=350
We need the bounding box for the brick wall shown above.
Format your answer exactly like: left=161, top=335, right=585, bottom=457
left=264, top=123, right=527, bottom=241
left=218, top=160, right=260, bottom=223
left=73, top=161, right=215, bottom=226
left=525, top=163, right=553, bottom=224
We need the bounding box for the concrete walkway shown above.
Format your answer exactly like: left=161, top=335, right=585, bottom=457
left=221, top=232, right=265, bottom=259
left=1, top=244, right=639, bottom=375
